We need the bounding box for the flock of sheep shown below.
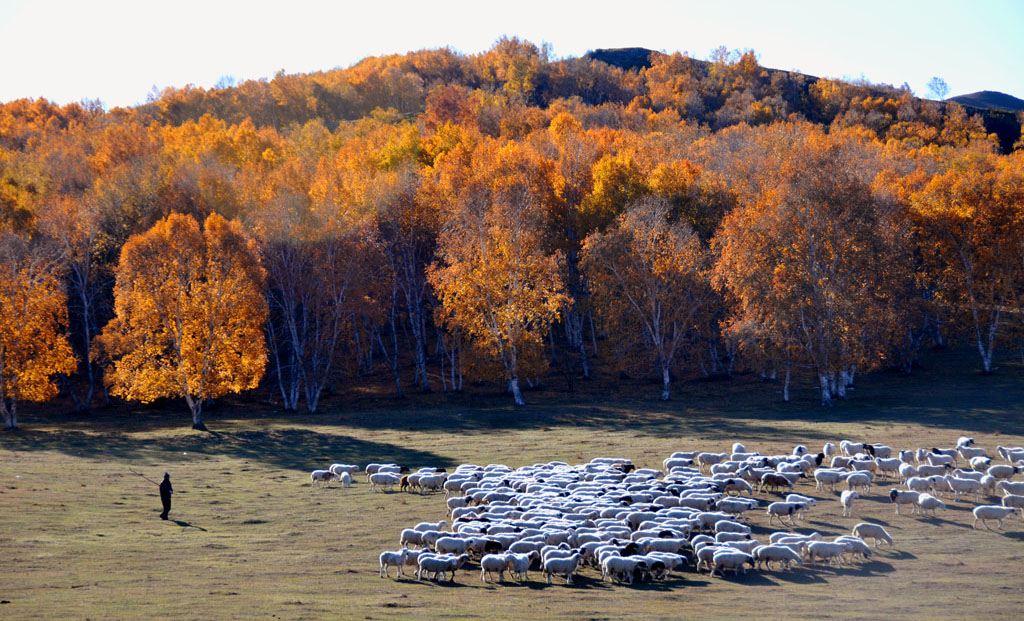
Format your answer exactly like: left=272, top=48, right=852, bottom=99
left=311, top=436, right=1024, bottom=585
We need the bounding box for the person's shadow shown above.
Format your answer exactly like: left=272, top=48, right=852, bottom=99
left=171, top=519, right=207, bottom=532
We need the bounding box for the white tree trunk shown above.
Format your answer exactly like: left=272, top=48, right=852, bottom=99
left=660, top=365, right=671, bottom=401
left=783, top=364, right=791, bottom=402
left=2, top=398, right=16, bottom=431
left=509, top=377, right=525, bottom=407
left=819, top=374, right=833, bottom=407
left=185, top=394, right=206, bottom=430
left=836, top=370, right=849, bottom=399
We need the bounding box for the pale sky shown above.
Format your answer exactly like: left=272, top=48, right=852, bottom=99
left=1, top=0, right=1022, bottom=109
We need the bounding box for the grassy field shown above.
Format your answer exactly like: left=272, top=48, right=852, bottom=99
left=2, top=349, right=1024, bottom=619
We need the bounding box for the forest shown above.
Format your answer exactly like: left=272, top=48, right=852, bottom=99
left=2, top=38, right=1023, bottom=430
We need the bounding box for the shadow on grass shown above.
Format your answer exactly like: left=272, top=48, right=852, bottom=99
left=171, top=519, right=207, bottom=531
left=0, top=427, right=456, bottom=473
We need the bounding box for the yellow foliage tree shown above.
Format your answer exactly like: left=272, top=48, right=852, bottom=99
left=0, top=234, right=77, bottom=429
left=582, top=198, right=710, bottom=400
left=98, top=213, right=267, bottom=429
left=428, top=140, right=567, bottom=406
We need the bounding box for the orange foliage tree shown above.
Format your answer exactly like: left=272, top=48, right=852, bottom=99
left=712, top=126, right=910, bottom=405
left=911, top=152, right=1024, bottom=373
left=582, top=198, right=710, bottom=400
left=98, top=213, right=267, bottom=429
left=0, top=233, right=77, bottom=429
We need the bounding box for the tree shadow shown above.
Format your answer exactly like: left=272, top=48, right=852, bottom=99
left=0, top=427, right=456, bottom=473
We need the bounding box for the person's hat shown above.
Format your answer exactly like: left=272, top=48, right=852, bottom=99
left=164, top=472, right=170, bottom=477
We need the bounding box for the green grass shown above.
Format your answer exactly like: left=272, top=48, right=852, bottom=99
left=3, top=348, right=1024, bottom=619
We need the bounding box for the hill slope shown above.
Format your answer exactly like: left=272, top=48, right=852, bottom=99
left=950, top=90, right=1024, bottom=112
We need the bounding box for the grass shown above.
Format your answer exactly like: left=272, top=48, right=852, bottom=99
left=2, top=347, right=1024, bottom=619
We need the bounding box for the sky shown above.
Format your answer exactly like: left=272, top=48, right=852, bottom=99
left=1, top=0, right=1022, bottom=109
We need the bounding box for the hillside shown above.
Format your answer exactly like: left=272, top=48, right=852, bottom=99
left=950, top=90, right=1024, bottom=111
left=584, top=47, right=1022, bottom=153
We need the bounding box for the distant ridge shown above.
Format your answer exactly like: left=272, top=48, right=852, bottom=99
left=949, top=90, right=1024, bottom=112
left=583, top=47, right=663, bottom=71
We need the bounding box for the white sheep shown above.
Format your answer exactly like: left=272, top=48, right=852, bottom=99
left=987, top=464, right=1021, bottom=480
left=379, top=549, right=409, bottom=578
left=973, top=505, right=1018, bottom=530
left=329, top=463, right=359, bottom=476
left=814, top=468, right=844, bottom=492
left=479, top=553, right=509, bottom=583
left=840, top=490, right=859, bottom=517
left=369, top=472, right=401, bottom=492
left=834, top=536, right=873, bottom=561
left=807, top=541, right=846, bottom=566
left=823, top=442, right=837, bottom=458
left=844, top=471, right=873, bottom=493
left=337, top=471, right=352, bottom=488
left=899, top=463, right=919, bottom=483
left=999, top=494, right=1024, bottom=518
left=711, top=550, right=755, bottom=577
left=996, top=480, right=1024, bottom=496
left=997, top=446, right=1024, bottom=463
left=399, top=528, right=423, bottom=548
left=543, top=553, right=582, bottom=585
left=874, top=457, right=902, bottom=479
left=506, top=551, right=539, bottom=581
left=889, top=489, right=921, bottom=515
left=413, top=520, right=448, bottom=533
left=434, top=536, right=472, bottom=556
left=416, top=553, right=470, bottom=581
left=944, top=475, right=983, bottom=503
left=852, top=522, right=893, bottom=548
left=917, top=493, right=946, bottom=517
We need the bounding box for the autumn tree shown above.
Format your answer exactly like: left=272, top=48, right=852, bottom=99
left=0, top=233, right=77, bottom=430
left=712, top=126, right=910, bottom=405
left=582, top=198, right=710, bottom=400
left=428, top=140, right=567, bottom=406
left=98, top=213, right=267, bottom=429
left=910, top=151, right=1024, bottom=373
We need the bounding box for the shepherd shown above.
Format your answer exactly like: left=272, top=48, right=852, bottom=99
left=159, top=473, right=173, bottom=520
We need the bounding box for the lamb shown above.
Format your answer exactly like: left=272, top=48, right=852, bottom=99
left=840, top=490, right=859, bottom=517
left=806, top=541, right=846, bottom=566
left=379, top=549, right=409, bottom=578
left=766, top=501, right=808, bottom=527
left=973, top=504, right=1018, bottom=530
left=917, top=493, right=946, bottom=517
left=889, top=489, right=921, bottom=515
left=310, top=469, right=336, bottom=486
left=852, top=523, right=893, bottom=548
left=479, top=553, right=509, bottom=583
left=543, top=552, right=582, bottom=585
left=752, top=544, right=803, bottom=570
left=710, top=550, right=755, bottom=577
left=369, top=472, right=401, bottom=492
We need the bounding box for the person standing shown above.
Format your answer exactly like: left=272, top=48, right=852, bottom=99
left=159, top=473, right=173, bottom=520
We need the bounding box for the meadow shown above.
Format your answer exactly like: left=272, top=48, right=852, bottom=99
left=2, top=349, right=1024, bottom=619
